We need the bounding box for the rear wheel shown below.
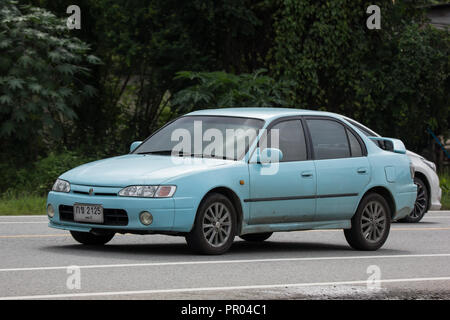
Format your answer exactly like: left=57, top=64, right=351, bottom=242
left=185, top=193, right=236, bottom=255
left=70, top=231, right=114, bottom=245
left=399, top=177, right=428, bottom=223
left=239, top=232, right=273, bottom=242
left=344, top=193, right=391, bottom=251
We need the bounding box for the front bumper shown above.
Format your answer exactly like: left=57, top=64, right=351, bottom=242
left=430, top=186, right=442, bottom=211
left=47, top=186, right=196, bottom=233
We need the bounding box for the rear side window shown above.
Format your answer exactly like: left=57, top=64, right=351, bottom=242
left=261, top=120, right=307, bottom=162
left=347, top=129, right=363, bottom=157
left=306, top=119, right=350, bottom=160
left=346, top=119, right=377, bottom=137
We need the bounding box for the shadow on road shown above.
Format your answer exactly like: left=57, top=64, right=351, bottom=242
left=394, top=221, right=439, bottom=226
left=39, top=239, right=406, bottom=261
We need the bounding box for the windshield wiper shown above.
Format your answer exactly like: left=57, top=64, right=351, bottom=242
left=137, top=150, right=173, bottom=155
left=137, top=150, right=236, bottom=160
left=205, top=155, right=236, bottom=161
left=189, top=153, right=236, bottom=161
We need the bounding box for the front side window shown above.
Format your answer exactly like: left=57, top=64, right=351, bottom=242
left=260, top=120, right=307, bottom=162
left=306, top=119, right=350, bottom=160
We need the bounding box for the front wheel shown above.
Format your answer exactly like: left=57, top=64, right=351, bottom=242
left=70, top=231, right=115, bottom=245
left=344, top=193, right=391, bottom=251
left=185, top=193, right=236, bottom=255
left=399, top=177, right=428, bottom=223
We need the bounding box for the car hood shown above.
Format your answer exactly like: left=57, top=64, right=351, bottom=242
left=60, top=154, right=231, bottom=187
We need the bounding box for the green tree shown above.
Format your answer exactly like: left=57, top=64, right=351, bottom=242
left=172, top=69, right=295, bottom=110
left=89, top=0, right=278, bottom=142
left=0, top=1, right=100, bottom=163
left=273, top=0, right=449, bottom=152
left=23, top=0, right=278, bottom=142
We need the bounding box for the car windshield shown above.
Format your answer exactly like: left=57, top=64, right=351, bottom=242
left=133, top=116, right=265, bottom=160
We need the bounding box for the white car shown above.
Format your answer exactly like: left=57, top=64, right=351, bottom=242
left=343, top=117, right=442, bottom=222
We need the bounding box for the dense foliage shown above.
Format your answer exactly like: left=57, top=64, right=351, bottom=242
left=172, top=70, right=295, bottom=110
left=273, top=0, right=449, bottom=151
left=0, top=0, right=449, bottom=196
left=0, top=1, right=100, bottom=164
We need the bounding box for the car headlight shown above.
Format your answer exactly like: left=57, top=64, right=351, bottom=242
left=422, top=159, right=437, bottom=172
left=118, top=185, right=176, bottom=198
left=52, top=179, right=70, bottom=193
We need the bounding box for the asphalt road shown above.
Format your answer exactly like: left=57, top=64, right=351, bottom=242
left=0, top=211, right=449, bottom=300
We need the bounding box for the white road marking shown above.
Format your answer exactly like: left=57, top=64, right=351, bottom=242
left=0, top=253, right=449, bottom=273
left=422, top=216, right=450, bottom=219
left=0, top=218, right=447, bottom=225
left=1, top=276, right=449, bottom=300
left=0, top=222, right=48, bottom=224
left=0, top=215, right=47, bottom=218
left=0, top=234, right=67, bottom=239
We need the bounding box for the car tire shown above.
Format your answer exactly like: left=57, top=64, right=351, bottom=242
left=239, top=232, right=273, bottom=242
left=344, top=193, right=391, bottom=251
left=399, top=177, right=428, bottom=223
left=185, top=193, right=236, bottom=255
left=70, top=231, right=115, bottom=245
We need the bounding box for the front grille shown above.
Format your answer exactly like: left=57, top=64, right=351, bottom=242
left=73, top=191, right=89, bottom=195
left=72, top=191, right=117, bottom=196
left=59, top=205, right=128, bottom=226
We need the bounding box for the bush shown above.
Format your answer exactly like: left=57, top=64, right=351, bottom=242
left=172, top=69, right=295, bottom=111
left=440, top=170, right=450, bottom=210
left=0, top=1, right=101, bottom=164
left=4, top=151, right=98, bottom=196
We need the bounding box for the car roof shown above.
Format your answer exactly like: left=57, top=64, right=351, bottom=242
left=186, top=107, right=342, bottom=122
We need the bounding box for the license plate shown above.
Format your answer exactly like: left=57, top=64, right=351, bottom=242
left=73, top=204, right=104, bottom=224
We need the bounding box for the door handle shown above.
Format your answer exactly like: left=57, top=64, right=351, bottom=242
left=301, top=171, right=313, bottom=178
left=357, top=167, right=368, bottom=174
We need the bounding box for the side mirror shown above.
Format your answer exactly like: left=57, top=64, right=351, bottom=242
left=256, top=148, right=283, bottom=164
left=130, top=141, right=142, bottom=153
left=369, top=137, right=406, bottom=154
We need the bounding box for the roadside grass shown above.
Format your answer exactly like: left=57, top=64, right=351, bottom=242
left=0, top=193, right=46, bottom=215
left=442, top=195, right=450, bottom=210
left=440, top=169, right=450, bottom=210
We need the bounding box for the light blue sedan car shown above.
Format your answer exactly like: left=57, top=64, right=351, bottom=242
left=47, top=108, right=417, bottom=254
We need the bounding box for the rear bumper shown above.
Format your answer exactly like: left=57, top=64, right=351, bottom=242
left=46, top=190, right=196, bottom=233
left=393, top=189, right=417, bottom=221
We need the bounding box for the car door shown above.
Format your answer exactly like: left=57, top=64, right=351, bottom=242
left=305, top=117, right=370, bottom=222
left=248, top=119, right=316, bottom=224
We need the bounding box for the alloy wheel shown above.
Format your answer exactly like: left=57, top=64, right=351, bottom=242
left=360, top=201, right=387, bottom=243
left=410, top=181, right=427, bottom=219
left=202, top=202, right=232, bottom=247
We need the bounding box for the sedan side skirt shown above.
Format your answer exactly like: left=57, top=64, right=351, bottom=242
left=241, top=219, right=351, bottom=235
